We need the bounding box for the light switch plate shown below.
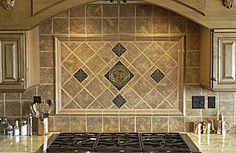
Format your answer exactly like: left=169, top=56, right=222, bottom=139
left=208, top=96, right=215, bottom=108
left=192, top=96, right=205, bottom=109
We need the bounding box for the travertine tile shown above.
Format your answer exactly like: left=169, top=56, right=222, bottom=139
left=120, top=117, right=135, bottom=132
left=187, top=20, right=200, bottom=33
left=103, top=117, right=119, bottom=132
left=87, top=117, right=102, bottom=132
left=86, top=18, right=102, bottom=35
left=39, top=19, right=52, bottom=34
left=120, top=4, right=135, bottom=17
left=5, top=93, right=20, bottom=101
left=40, top=68, right=54, bottom=84
left=53, top=18, right=69, bottom=34
left=62, top=77, right=82, bottom=98
left=123, top=43, right=141, bottom=63
left=136, top=4, right=152, bottom=17
left=136, top=117, right=151, bottom=132
left=62, top=54, right=83, bottom=74
left=220, top=101, right=234, bottom=116
left=170, top=17, right=186, bottom=33
left=61, top=89, right=71, bottom=108
left=144, top=42, right=164, bottom=63
left=132, top=77, right=152, bottom=98
left=86, top=55, right=106, bottom=74
left=54, top=117, right=70, bottom=132
left=74, top=89, right=94, bottom=109
left=169, top=117, right=184, bottom=132
left=86, top=5, right=102, bottom=17
left=186, top=34, right=200, bottom=50
left=39, top=35, right=53, bottom=51
left=38, top=85, right=54, bottom=100
left=97, top=89, right=114, bottom=109
left=156, top=54, right=176, bottom=75
left=0, top=102, right=4, bottom=116
left=185, top=85, right=201, bottom=100
left=70, top=18, right=85, bottom=34
left=74, top=43, right=95, bottom=63
left=186, top=68, right=200, bottom=84
left=97, top=43, right=115, bottom=63
left=61, top=67, right=71, bottom=85
left=186, top=52, right=200, bottom=67
left=6, top=101, right=20, bottom=116
left=71, top=117, right=86, bottom=132
left=119, top=18, right=135, bottom=34
left=143, top=89, right=164, bottom=109
left=21, top=88, right=36, bottom=100
left=70, top=5, right=85, bottom=17
left=54, top=11, right=68, bottom=17
left=152, top=117, right=168, bottom=132
left=153, top=18, right=169, bottom=34
left=132, top=54, right=152, bottom=74
left=103, top=4, right=118, bottom=17
left=156, top=78, right=176, bottom=97
left=103, top=18, right=118, bottom=34
left=40, top=52, right=54, bottom=67
left=136, top=18, right=152, bottom=34
left=86, top=78, right=106, bottom=98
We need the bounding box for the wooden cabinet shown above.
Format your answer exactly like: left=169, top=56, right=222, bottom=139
left=0, top=27, right=40, bottom=92
left=200, top=28, right=236, bottom=91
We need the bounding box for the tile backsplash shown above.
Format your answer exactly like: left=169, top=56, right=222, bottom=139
left=0, top=1, right=235, bottom=133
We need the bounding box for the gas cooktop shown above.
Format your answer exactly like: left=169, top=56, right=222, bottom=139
left=43, top=132, right=200, bottom=153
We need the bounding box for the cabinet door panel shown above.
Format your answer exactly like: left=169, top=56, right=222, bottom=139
left=219, top=39, right=236, bottom=84
left=2, top=40, right=19, bottom=83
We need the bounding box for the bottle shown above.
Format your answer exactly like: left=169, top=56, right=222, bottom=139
left=21, top=121, right=28, bottom=136
left=2, top=118, right=8, bottom=135
left=27, top=113, right=33, bottom=136
left=7, top=123, right=13, bottom=136
left=14, top=120, right=20, bottom=136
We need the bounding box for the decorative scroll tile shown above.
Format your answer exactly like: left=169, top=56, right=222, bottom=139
left=112, top=94, right=126, bottom=108
left=112, top=43, right=126, bottom=57
left=105, top=61, right=134, bottom=90
left=74, top=69, right=88, bottom=83
left=150, top=69, right=165, bottom=83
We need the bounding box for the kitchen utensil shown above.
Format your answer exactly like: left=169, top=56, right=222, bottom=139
left=46, top=99, right=54, bottom=114
left=32, top=103, right=40, bottom=118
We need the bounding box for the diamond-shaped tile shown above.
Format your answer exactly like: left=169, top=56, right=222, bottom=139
left=112, top=43, right=126, bottom=57
left=105, top=61, right=134, bottom=90
left=112, top=94, right=126, bottom=108
left=150, top=69, right=165, bottom=83
left=74, top=69, right=88, bottom=83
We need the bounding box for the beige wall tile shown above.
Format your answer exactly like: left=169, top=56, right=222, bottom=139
left=169, top=117, right=184, bottom=132
left=103, top=4, right=118, bottom=17
left=86, top=18, right=102, bottom=34
left=86, top=5, right=102, bottom=17
left=40, top=52, right=54, bottom=67
left=53, top=18, right=69, bottom=34
left=87, top=117, right=102, bottom=132
left=186, top=68, right=200, bottom=84
left=5, top=93, right=20, bottom=101
left=21, top=88, right=36, bottom=101
left=40, top=68, right=54, bottom=84
left=136, top=4, right=152, bottom=17
left=170, top=17, right=186, bottom=33
left=39, top=35, right=53, bottom=51
left=186, top=52, right=200, bottom=67
left=103, top=117, right=119, bottom=132
left=152, top=117, right=168, bottom=132
left=71, top=117, right=86, bottom=132
left=38, top=85, right=54, bottom=100
left=120, top=4, right=135, bottom=17
left=6, top=101, right=20, bottom=116
left=153, top=18, right=169, bottom=34
left=120, top=117, right=135, bottom=132
left=103, top=19, right=118, bottom=35
left=136, top=18, right=152, bottom=34
left=39, top=19, right=52, bottom=34
left=0, top=102, right=4, bottom=116
left=54, top=117, right=70, bottom=132
left=21, top=101, right=32, bottom=116
left=136, top=117, right=151, bottom=132
left=119, top=18, right=135, bottom=34
left=70, top=5, right=85, bottom=17
left=70, top=18, right=85, bottom=34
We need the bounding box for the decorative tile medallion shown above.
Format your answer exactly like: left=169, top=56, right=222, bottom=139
left=150, top=69, right=165, bottom=83
left=74, top=69, right=88, bottom=83
left=105, top=61, right=134, bottom=90
left=112, top=43, right=126, bottom=57
left=112, top=94, right=126, bottom=108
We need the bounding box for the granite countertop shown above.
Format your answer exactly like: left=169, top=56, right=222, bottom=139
left=0, top=132, right=236, bottom=153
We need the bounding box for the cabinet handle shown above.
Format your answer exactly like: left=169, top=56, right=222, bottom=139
left=211, top=77, right=216, bottom=81
left=19, top=78, right=25, bottom=82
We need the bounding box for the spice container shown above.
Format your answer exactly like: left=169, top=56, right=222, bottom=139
left=21, top=121, right=27, bottom=136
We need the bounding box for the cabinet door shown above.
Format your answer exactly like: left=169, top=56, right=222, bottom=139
left=213, top=33, right=236, bottom=91
left=0, top=34, right=25, bottom=91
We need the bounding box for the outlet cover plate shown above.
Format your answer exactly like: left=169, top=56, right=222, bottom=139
left=208, top=96, right=215, bottom=108
left=192, top=96, right=205, bottom=109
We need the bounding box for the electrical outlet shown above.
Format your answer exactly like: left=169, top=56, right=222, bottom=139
left=192, top=96, right=205, bottom=109
left=33, top=96, right=41, bottom=104
left=208, top=96, right=215, bottom=108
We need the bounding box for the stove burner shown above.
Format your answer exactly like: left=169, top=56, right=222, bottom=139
left=46, top=132, right=196, bottom=153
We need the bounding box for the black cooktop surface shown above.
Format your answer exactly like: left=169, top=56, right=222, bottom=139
left=45, top=132, right=200, bottom=153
